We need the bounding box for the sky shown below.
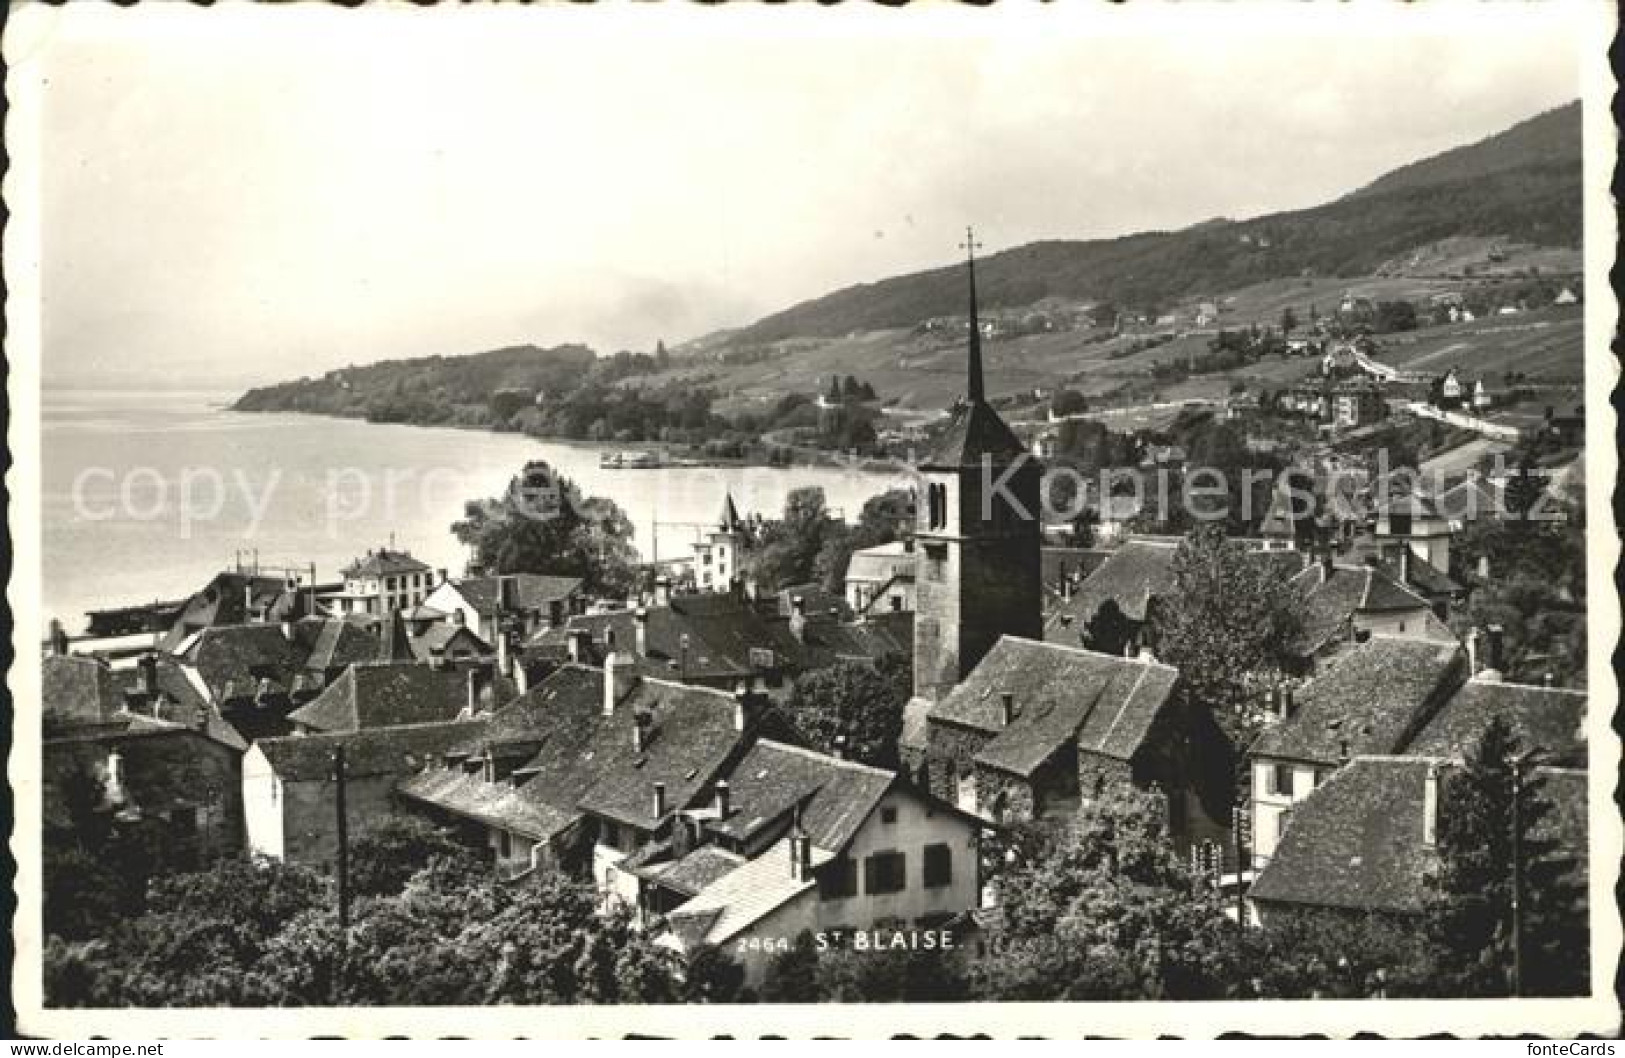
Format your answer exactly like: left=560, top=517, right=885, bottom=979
left=18, top=4, right=1582, bottom=389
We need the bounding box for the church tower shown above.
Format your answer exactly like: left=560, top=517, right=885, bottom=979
left=911, top=230, right=1043, bottom=704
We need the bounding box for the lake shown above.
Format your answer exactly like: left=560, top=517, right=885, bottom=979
left=41, top=389, right=908, bottom=632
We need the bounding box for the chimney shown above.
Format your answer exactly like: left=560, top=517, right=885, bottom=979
left=832, top=734, right=847, bottom=760
left=104, top=749, right=127, bottom=807
left=715, top=780, right=731, bottom=818
left=633, top=707, right=653, bottom=753
left=789, top=595, right=807, bottom=643
left=437, top=567, right=449, bottom=585
left=1281, top=686, right=1295, bottom=718
left=1338, top=738, right=1350, bottom=766
left=604, top=647, right=635, bottom=716
left=1000, top=691, right=1015, bottom=726
left=1477, top=555, right=1491, bottom=582
left=1320, top=550, right=1334, bottom=584
left=548, top=599, right=565, bottom=629
left=1466, top=626, right=1479, bottom=675
left=139, top=653, right=159, bottom=698
left=497, top=626, right=511, bottom=677
left=634, top=606, right=649, bottom=656
left=1399, top=545, right=1412, bottom=586
left=245, top=584, right=258, bottom=620
left=654, top=576, right=672, bottom=608
left=653, top=781, right=667, bottom=818
left=464, top=667, right=480, bottom=719
left=567, top=628, right=590, bottom=664
left=1422, top=763, right=1439, bottom=847
left=256, top=677, right=274, bottom=705
left=793, top=830, right=813, bottom=883
left=280, top=616, right=295, bottom=641
left=514, top=658, right=529, bottom=695
left=733, top=685, right=750, bottom=731
left=49, top=619, right=69, bottom=657
left=499, top=575, right=519, bottom=613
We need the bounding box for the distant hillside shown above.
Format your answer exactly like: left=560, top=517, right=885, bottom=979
left=729, top=102, right=1581, bottom=345
left=234, top=344, right=599, bottom=423
left=1348, top=101, right=1580, bottom=200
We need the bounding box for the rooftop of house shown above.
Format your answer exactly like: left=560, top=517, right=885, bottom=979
left=294, top=616, right=385, bottom=674
left=705, top=739, right=896, bottom=851
left=342, top=548, right=432, bottom=579
left=159, top=571, right=292, bottom=651
left=529, top=592, right=908, bottom=682
left=1251, top=636, right=1465, bottom=766
left=844, top=541, right=918, bottom=584
left=409, top=623, right=492, bottom=664
left=183, top=622, right=308, bottom=702
left=1407, top=677, right=1587, bottom=768
left=1250, top=757, right=1587, bottom=915
left=445, top=574, right=584, bottom=615
left=1289, top=561, right=1442, bottom=656
left=930, top=636, right=1181, bottom=778
left=1040, top=547, right=1113, bottom=590
left=662, top=836, right=826, bottom=950
left=635, top=844, right=748, bottom=898
left=43, top=654, right=247, bottom=752
left=404, top=665, right=751, bottom=839
left=285, top=662, right=482, bottom=733
left=1045, top=538, right=1181, bottom=629
left=256, top=719, right=483, bottom=783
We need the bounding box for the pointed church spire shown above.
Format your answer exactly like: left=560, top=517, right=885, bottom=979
left=718, top=491, right=743, bottom=533
left=960, top=227, right=985, bottom=404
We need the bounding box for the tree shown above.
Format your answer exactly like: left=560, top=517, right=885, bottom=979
left=451, top=474, right=638, bottom=595
left=1279, top=307, right=1299, bottom=336
left=971, top=786, right=1237, bottom=1000
left=1051, top=389, right=1089, bottom=418
left=1080, top=599, right=1134, bottom=657
left=682, top=944, right=747, bottom=1003
left=1155, top=528, right=1304, bottom=745
left=1424, top=718, right=1588, bottom=997
left=1069, top=506, right=1099, bottom=549
left=1374, top=300, right=1418, bottom=333
left=349, top=815, right=470, bottom=898
left=784, top=656, right=910, bottom=769
left=759, top=930, right=822, bottom=1002
left=747, top=487, right=838, bottom=592
left=1238, top=911, right=1429, bottom=998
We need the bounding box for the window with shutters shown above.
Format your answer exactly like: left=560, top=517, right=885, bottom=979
left=923, top=843, right=952, bottom=889
left=1273, top=763, right=1295, bottom=798
left=864, top=850, right=907, bottom=895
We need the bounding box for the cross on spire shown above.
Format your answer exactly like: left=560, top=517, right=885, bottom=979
left=960, top=226, right=985, bottom=404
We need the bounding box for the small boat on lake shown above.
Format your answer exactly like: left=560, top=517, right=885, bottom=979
left=599, top=450, right=664, bottom=469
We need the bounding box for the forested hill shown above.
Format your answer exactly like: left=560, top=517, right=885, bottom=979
left=727, top=102, right=1581, bottom=344
left=233, top=344, right=601, bottom=423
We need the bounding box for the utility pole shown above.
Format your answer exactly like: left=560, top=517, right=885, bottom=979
left=1510, top=748, right=1536, bottom=997
left=1233, top=791, right=1248, bottom=932
left=333, top=746, right=351, bottom=1000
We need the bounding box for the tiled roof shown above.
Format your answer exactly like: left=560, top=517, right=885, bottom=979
left=1289, top=563, right=1436, bottom=655
left=765, top=584, right=852, bottom=622
left=256, top=720, right=482, bottom=782
left=409, top=624, right=492, bottom=663
left=531, top=594, right=905, bottom=682
left=159, top=572, right=291, bottom=651
left=1432, top=477, right=1503, bottom=523
left=664, top=837, right=823, bottom=947
left=1041, top=547, right=1112, bottom=589
left=845, top=542, right=917, bottom=584
left=185, top=623, right=307, bottom=702
left=396, top=766, right=583, bottom=843
left=285, top=662, right=473, bottom=733
left=1251, top=636, right=1465, bottom=766
left=43, top=654, right=248, bottom=752
left=112, top=656, right=247, bottom=751
left=450, top=574, right=583, bottom=615
left=341, top=549, right=431, bottom=578
left=1250, top=757, right=1446, bottom=913
left=405, top=666, right=748, bottom=837
left=1251, top=758, right=1588, bottom=915
left=637, top=844, right=748, bottom=897
left=707, top=740, right=895, bottom=851
left=923, top=400, right=1027, bottom=469
left=296, top=616, right=382, bottom=674
left=931, top=637, right=1181, bottom=777
left=1406, top=679, right=1587, bottom=767
left=1046, top=538, right=1180, bottom=629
